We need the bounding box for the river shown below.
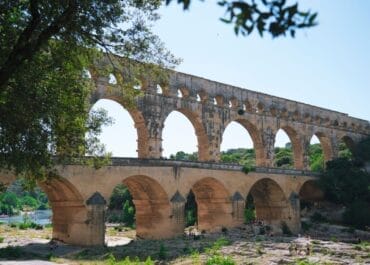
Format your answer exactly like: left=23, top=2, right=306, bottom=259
left=0, top=209, right=52, bottom=225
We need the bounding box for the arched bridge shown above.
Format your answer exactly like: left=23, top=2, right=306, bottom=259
left=2, top=68, right=369, bottom=246
left=91, top=68, right=369, bottom=168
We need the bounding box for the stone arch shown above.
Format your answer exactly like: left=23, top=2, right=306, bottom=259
left=39, top=178, right=87, bottom=245
left=278, top=126, right=304, bottom=169
left=247, top=178, right=291, bottom=230
left=122, top=175, right=171, bottom=239
left=222, top=118, right=265, bottom=166
left=299, top=180, right=324, bottom=202
left=190, top=177, right=232, bottom=231
left=163, top=109, right=210, bottom=161
left=89, top=98, right=149, bottom=158
left=311, top=131, right=333, bottom=163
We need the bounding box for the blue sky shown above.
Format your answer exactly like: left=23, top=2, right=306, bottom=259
left=93, top=0, right=370, bottom=157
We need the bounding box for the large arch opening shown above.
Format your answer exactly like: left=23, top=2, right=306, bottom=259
left=339, top=135, right=355, bottom=159
left=308, top=135, right=325, bottom=172
left=311, top=132, right=333, bottom=166
left=106, top=184, right=136, bottom=238
left=190, top=177, right=232, bottom=231
left=40, top=178, right=86, bottom=244
left=116, top=175, right=171, bottom=239
left=90, top=98, right=148, bottom=158
left=221, top=121, right=255, bottom=167
left=299, top=180, right=325, bottom=226
left=274, top=129, right=294, bottom=169
left=162, top=109, right=208, bottom=161
left=274, top=126, right=304, bottom=169
left=0, top=177, right=89, bottom=245
left=221, top=119, right=264, bottom=167
left=299, top=180, right=324, bottom=205
left=184, top=190, right=197, bottom=227
left=247, top=178, right=290, bottom=232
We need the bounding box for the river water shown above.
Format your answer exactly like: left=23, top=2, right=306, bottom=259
left=0, top=209, right=52, bottom=225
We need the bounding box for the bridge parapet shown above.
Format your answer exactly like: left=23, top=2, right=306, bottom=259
left=66, top=157, right=319, bottom=177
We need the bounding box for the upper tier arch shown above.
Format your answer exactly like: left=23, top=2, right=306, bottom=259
left=88, top=63, right=370, bottom=168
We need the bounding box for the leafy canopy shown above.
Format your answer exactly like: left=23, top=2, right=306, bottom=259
left=0, top=0, right=178, bottom=185
left=166, top=0, right=318, bottom=37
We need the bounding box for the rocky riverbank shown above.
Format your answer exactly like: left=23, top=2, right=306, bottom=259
left=0, top=223, right=369, bottom=264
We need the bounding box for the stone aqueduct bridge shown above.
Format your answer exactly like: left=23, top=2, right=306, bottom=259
left=2, top=70, right=370, bottom=246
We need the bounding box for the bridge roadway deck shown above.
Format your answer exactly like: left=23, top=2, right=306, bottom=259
left=84, top=157, right=319, bottom=177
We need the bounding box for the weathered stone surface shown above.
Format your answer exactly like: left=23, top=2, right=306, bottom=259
left=91, top=69, right=370, bottom=169
left=1, top=69, right=369, bottom=246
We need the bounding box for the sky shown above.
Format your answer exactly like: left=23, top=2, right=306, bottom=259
left=92, top=0, right=370, bottom=158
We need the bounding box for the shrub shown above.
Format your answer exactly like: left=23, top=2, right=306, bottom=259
left=0, top=236, right=4, bottom=243
left=244, top=208, right=256, bottom=224
left=157, top=243, right=167, bottom=260
left=122, top=201, right=135, bottom=227
left=281, top=221, right=292, bottom=236
left=295, top=259, right=318, bottom=265
left=206, top=254, right=236, bottom=265
left=185, top=208, right=197, bottom=227
left=242, top=165, right=255, bottom=174
left=213, top=237, right=231, bottom=250
left=343, top=201, right=370, bottom=229
left=17, top=219, right=43, bottom=230
left=310, top=212, right=327, bottom=223
left=301, top=221, right=312, bottom=232
left=191, top=250, right=201, bottom=265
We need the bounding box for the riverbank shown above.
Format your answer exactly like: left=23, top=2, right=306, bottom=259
left=0, top=223, right=369, bottom=264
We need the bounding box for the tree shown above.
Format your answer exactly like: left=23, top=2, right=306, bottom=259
left=166, top=0, right=317, bottom=37
left=274, top=147, right=293, bottom=168
left=122, top=200, right=135, bottom=227
left=319, top=157, right=370, bottom=229
left=0, top=192, right=19, bottom=215
left=108, top=184, right=133, bottom=210
left=355, top=136, right=370, bottom=162
left=0, top=1, right=178, bottom=185
left=309, top=144, right=324, bottom=172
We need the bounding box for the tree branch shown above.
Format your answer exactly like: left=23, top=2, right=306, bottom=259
left=0, top=0, right=77, bottom=90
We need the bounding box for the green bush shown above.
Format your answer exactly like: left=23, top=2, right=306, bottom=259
left=310, top=212, right=327, bottom=223
left=244, top=208, right=256, bottom=224
left=17, top=217, right=43, bottom=230
left=185, top=208, right=197, bottom=227
left=343, top=201, right=370, bottom=229
left=242, top=164, right=256, bottom=174
left=157, top=243, right=167, bottom=260
left=122, top=200, right=135, bottom=227
left=213, top=237, right=231, bottom=250
left=185, top=190, right=197, bottom=227
left=206, top=254, right=236, bottom=265
left=295, top=259, right=318, bottom=265
left=319, top=158, right=370, bottom=204
left=301, top=221, right=312, bottom=232
left=0, top=236, right=4, bottom=243
left=281, top=221, right=292, bottom=236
